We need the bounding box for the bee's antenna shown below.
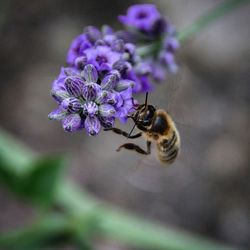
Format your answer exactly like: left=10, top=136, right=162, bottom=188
left=127, top=92, right=148, bottom=138
left=127, top=122, right=137, bottom=138
left=145, top=92, right=148, bottom=107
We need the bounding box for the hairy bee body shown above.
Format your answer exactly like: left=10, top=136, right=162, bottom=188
left=143, top=109, right=180, bottom=164
left=105, top=93, right=181, bottom=165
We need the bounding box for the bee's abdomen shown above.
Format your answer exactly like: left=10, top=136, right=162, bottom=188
left=157, top=130, right=180, bottom=164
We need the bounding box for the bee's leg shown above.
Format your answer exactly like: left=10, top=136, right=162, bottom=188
left=104, top=128, right=142, bottom=139
left=117, top=141, right=151, bottom=155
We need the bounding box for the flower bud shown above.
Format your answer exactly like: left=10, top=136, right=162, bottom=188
left=51, top=89, right=70, bottom=103
left=111, top=39, right=125, bottom=53
left=103, top=34, right=116, bottom=45
left=61, top=97, right=82, bottom=113
left=125, top=43, right=136, bottom=55
left=82, top=64, right=98, bottom=83
left=84, top=26, right=101, bottom=43
left=100, top=116, right=115, bottom=128
left=48, top=107, right=67, bottom=120
left=164, top=37, right=180, bottom=52
left=102, top=25, right=113, bottom=36
left=115, top=79, right=135, bottom=92
left=113, top=60, right=131, bottom=75
left=106, top=92, right=117, bottom=105
left=85, top=116, right=101, bottom=136
left=82, top=83, right=101, bottom=101
left=161, top=52, right=178, bottom=73
left=74, top=55, right=87, bottom=70
left=99, top=104, right=116, bottom=117
left=64, top=76, right=83, bottom=98
left=83, top=101, right=98, bottom=117
left=101, top=72, right=119, bottom=90
left=95, top=39, right=106, bottom=46
left=95, top=90, right=108, bottom=104
left=62, top=113, right=83, bottom=132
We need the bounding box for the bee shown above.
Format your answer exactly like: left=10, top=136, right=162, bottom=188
left=105, top=93, right=180, bottom=164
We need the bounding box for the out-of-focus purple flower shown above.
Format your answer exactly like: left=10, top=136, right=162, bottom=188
left=49, top=64, right=136, bottom=136
left=66, top=34, right=92, bottom=66
left=118, top=4, right=179, bottom=84
left=84, top=45, right=121, bottom=72
left=148, top=29, right=179, bottom=81
left=118, top=4, right=164, bottom=35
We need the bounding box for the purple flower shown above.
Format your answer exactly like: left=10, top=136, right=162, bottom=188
left=84, top=116, right=101, bottom=136
left=49, top=4, right=181, bottom=137
left=84, top=101, right=98, bottom=117
left=62, top=114, right=84, bottom=132
left=84, top=45, right=121, bottom=72
left=117, top=4, right=179, bottom=85
left=64, top=76, right=84, bottom=98
left=65, top=25, right=154, bottom=93
left=49, top=64, right=136, bottom=136
left=148, top=30, right=179, bottom=81
left=67, top=34, right=92, bottom=66
left=61, top=97, right=82, bottom=113
left=115, top=88, right=137, bottom=123
left=118, top=4, right=163, bottom=35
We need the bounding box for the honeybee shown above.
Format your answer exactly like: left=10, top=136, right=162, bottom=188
left=105, top=93, right=180, bottom=164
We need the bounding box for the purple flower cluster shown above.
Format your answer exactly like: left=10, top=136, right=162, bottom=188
left=49, top=4, right=179, bottom=136
left=49, top=64, right=136, bottom=135
left=66, top=25, right=150, bottom=93
left=119, top=4, right=179, bottom=82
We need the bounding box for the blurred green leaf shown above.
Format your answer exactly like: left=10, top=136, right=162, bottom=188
left=19, top=156, right=65, bottom=206
left=0, top=128, right=65, bottom=206
left=0, top=213, right=69, bottom=250
left=0, top=128, right=36, bottom=175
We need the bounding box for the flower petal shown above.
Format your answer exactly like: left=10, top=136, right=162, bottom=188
left=48, top=106, right=67, bottom=120
left=61, top=97, right=82, bottom=113
left=84, top=116, right=101, bottom=136
left=64, top=76, right=84, bottom=98
left=115, top=79, right=135, bottom=92
left=101, top=71, right=120, bottom=90
left=99, top=104, right=116, bottom=118
left=51, top=89, right=70, bottom=104
left=62, top=114, right=83, bottom=132
left=83, top=64, right=98, bottom=83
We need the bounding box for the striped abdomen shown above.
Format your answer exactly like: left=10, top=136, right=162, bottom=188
left=157, top=130, right=180, bottom=164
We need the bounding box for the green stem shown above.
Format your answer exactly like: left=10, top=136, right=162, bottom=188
left=0, top=129, right=241, bottom=250
left=178, top=0, right=250, bottom=42
left=0, top=186, right=239, bottom=250
left=0, top=214, right=69, bottom=249
left=56, top=180, right=238, bottom=250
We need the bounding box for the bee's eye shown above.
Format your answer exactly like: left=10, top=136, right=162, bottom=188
left=141, top=109, right=155, bottom=126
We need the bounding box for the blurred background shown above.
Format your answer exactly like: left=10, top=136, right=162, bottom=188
left=0, top=0, right=250, bottom=249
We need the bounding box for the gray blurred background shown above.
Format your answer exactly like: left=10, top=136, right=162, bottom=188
left=0, top=0, right=250, bottom=249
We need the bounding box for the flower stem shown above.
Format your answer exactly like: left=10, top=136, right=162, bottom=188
left=0, top=128, right=241, bottom=250
left=178, top=0, right=250, bottom=42
left=0, top=214, right=69, bottom=249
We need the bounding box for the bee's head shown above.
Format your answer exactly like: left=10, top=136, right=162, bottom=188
left=133, top=104, right=156, bottom=126
left=130, top=92, right=156, bottom=127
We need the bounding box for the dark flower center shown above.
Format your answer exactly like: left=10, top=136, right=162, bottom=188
left=96, top=55, right=108, bottom=65
left=137, top=11, right=148, bottom=19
